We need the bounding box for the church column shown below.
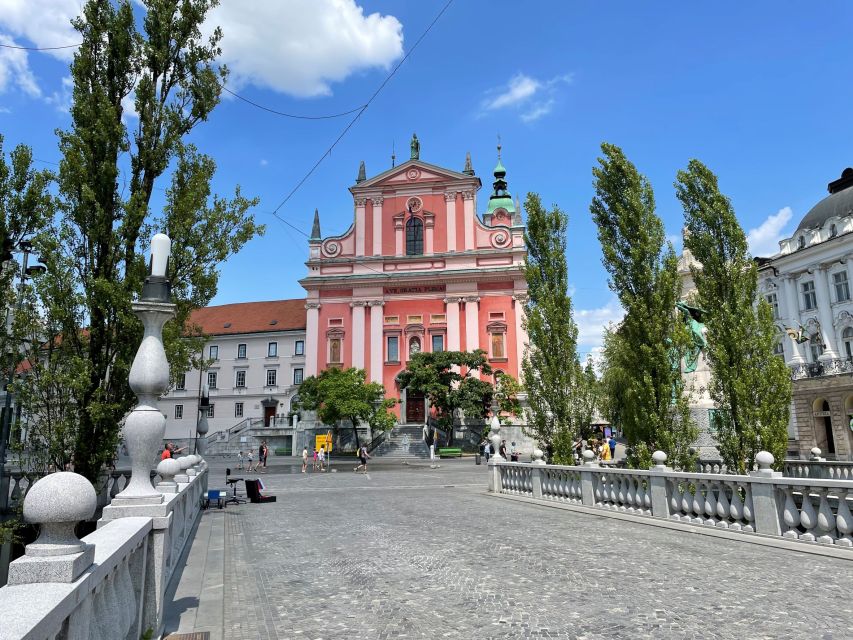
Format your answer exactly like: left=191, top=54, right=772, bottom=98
left=351, top=301, right=367, bottom=369
left=394, top=216, right=404, bottom=256
left=513, top=293, right=528, bottom=368
left=815, top=266, right=839, bottom=360
left=371, top=196, right=383, bottom=256
left=445, top=297, right=461, bottom=351
left=306, top=302, right=321, bottom=376
left=464, top=296, right=480, bottom=351
left=445, top=192, right=457, bottom=252
left=462, top=190, right=475, bottom=250
left=424, top=213, right=435, bottom=255
left=782, top=275, right=805, bottom=364
left=355, top=197, right=366, bottom=256
left=369, top=300, right=385, bottom=383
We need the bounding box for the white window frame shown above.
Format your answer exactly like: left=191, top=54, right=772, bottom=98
left=766, top=293, right=779, bottom=319
left=268, top=342, right=278, bottom=357
left=386, top=335, right=399, bottom=363
left=235, top=402, right=243, bottom=418
left=235, top=370, right=246, bottom=388
left=802, top=281, right=817, bottom=311
left=293, top=368, right=303, bottom=385
left=209, top=345, right=219, bottom=360
left=266, top=369, right=277, bottom=387
left=174, top=404, right=183, bottom=419
left=431, top=334, right=444, bottom=353
left=294, top=340, right=304, bottom=356
left=207, top=371, right=217, bottom=389
left=237, top=343, right=247, bottom=359
left=834, top=271, right=850, bottom=303
left=175, top=373, right=185, bottom=390
left=207, top=404, right=215, bottom=418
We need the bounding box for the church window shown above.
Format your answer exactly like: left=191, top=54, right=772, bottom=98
left=798, top=235, right=806, bottom=249
left=773, top=341, right=785, bottom=359
left=386, top=336, right=399, bottom=362
left=844, top=327, right=853, bottom=359
left=406, top=217, right=424, bottom=255
left=432, top=334, right=444, bottom=352
left=834, top=271, right=850, bottom=302
left=329, top=338, right=342, bottom=364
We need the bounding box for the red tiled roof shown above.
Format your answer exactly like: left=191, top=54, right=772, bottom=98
left=185, top=299, right=306, bottom=336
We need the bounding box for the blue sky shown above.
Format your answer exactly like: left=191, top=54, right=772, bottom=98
left=1, top=1, right=853, bottom=358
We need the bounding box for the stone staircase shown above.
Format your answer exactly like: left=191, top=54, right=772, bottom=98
left=370, top=424, right=431, bottom=460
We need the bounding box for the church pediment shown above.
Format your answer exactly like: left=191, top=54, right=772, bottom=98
left=350, top=159, right=480, bottom=193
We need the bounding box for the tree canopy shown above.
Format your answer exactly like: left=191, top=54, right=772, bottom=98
left=676, top=159, right=791, bottom=472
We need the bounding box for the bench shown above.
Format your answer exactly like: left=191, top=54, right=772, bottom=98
left=438, top=448, right=463, bottom=458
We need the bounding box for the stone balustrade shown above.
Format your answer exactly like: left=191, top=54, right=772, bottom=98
left=489, top=450, right=853, bottom=550
left=0, top=461, right=206, bottom=640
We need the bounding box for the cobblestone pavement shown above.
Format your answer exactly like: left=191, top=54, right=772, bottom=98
left=200, top=460, right=853, bottom=640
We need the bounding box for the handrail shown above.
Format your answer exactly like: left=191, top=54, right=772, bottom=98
left=366, top=430, right=388, bottom=454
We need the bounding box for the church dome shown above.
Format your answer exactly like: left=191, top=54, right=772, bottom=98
left=796, top=168, right=853, bottom=231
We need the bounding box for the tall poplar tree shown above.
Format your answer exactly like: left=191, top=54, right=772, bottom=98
left=20, top=0, right=263, bottom=482
left=591, top=143, right=696, bottom=469
left=675, top=159, right=791, bottom=472
left=522, top=193, right=589, bottom=462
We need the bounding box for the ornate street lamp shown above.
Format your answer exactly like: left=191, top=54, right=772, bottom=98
left=113, top=234, right=175, bottom=506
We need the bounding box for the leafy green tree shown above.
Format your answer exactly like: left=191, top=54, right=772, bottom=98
left=398, top=350, right=501, bottom=445
left=521, top=193, right=591, bottom=462
left=675, top=159, right=791, bottom=472
left=296, top=367, right=395, bottom=449
left=591, top=143, right=696, bottom=469
left=22, top=0, right=263, bottom=483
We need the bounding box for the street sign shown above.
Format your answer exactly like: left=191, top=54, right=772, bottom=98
left=316, top=434, right=332, bottom=452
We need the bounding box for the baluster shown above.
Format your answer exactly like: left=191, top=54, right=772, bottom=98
left=607, top=475, right=617, bottom=508
left=9, top=475, right=22, bottom=508
left=815, top=488, right=837, bottom=545
left=615, top=476, right=626, bottom=511
left=574, top=474, right=582, bottom=502
left=669, top=480, right=682, bottom=520
left=715, top=483, right=730, bottom=528
left=551, top=471, right=559, bottom=500
left=65, top=595, right=94, bottom=638
left=594, top=475, right=603, bottom=504
left=626, top=477, right=637, bottom=514
left=692, top=482, right=705, bottom=524
left=781, top=486, right=800, bottom=539
left=836, top=489, right=853, bottom=547
left=681, top=482, right=692, bottom=518
left=704, top=481, right=718, bottom=526
left=635, top=478, right=647, bottom=515
left=798, top=487, right=818, bottom=541
left=742, top=483, right=755, bottom=533
left=729, top=482, right=745, bottom=531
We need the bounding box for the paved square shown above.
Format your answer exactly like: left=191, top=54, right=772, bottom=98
left=168, top=460, right=853, bottom=640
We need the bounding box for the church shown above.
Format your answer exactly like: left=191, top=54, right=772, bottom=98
left=301, top=135, right=528, bottom=423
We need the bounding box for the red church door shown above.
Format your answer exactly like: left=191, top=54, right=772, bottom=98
left=406, top=390, right=425, bottom=423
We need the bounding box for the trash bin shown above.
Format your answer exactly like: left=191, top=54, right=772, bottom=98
left=475, top=453, right=481, bottom=465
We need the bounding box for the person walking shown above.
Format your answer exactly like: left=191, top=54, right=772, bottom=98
left=608, top=435, right=616, bottom=460
left=317, top=446, right=326, bottom=471
left=301, top=446, right=308, bottom=473
left=259, top=441, right=268, bottom=473
left=246, top=449, right=254, bottom=472
left=312, top=448, right=319, bottom=471
left=354, top=445, right=370, bottom=473
left=237, top=450, right=244, bottom=470
left=499, top=440, right=508, bottom=460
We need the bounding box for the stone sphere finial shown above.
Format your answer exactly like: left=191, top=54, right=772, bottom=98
left=755, top=451, right=775, bottom=469
left=810, top=447, right=822, bottom=460
left=156, top=457, right=181, bottom=493
left=582, top=450, right=594, bottom=462
left=532, top=448, right=545, bottom=465
left=652, top=450, right=668, bottom=467
left=177, top=456, right=192, bottom=470
left=23, top=472, right=96, bottom=556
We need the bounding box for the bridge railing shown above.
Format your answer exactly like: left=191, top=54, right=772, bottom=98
left=489, top=450, right=853, bottom=550
left=0, top=455, right=207, bottom=640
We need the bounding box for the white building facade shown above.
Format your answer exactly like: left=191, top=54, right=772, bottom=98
left=160, top=299, right=306, bottom=447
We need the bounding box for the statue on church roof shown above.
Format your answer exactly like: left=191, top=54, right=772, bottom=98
left=463, top=151, right=474, bottom=176
left=410, top=133, right=420, bottom=160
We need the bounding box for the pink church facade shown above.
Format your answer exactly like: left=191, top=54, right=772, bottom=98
left=300, top=140, right=527, bottom=422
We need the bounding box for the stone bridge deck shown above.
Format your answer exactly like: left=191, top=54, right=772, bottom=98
left=165, top=460, right=853, bottom=640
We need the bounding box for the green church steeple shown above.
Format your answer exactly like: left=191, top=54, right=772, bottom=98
left=487, top=143, right=515, bottom=214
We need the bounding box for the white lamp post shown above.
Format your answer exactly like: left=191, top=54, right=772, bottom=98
left=113, top=234, right=175, bottom=506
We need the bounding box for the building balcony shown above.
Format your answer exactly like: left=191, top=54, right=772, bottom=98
left=789, top=358, right=853, bottom=380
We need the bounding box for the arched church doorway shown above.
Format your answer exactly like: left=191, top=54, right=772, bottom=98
left=812, top=398, right=836, bottom=456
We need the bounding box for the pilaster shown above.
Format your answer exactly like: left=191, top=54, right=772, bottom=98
left=354, top=197, right=366, bottom=256
left=464, top=296, right=480, bottom=352
left=462, top=190, right=475, bottom=250
left=351, top=301, right=367, bottom=369
left=815, top=267, right=839, bottom=359
left=306, top=302, right=321, bottom=376
left=445, top=191, right=457, bottom=252
left=445, top=297, right=462, bottom=351
left=371, top=196, right=383, bottom=256
left=369, top=300, right=385, bottom=383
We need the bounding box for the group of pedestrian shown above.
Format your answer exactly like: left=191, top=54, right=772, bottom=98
left=573, top=434, right=617, bottom=462
left=481, top=438, right=514, bottom=461
left=237, top=441, right=269, bottom=472
left=301, top=446, right=329, bottom=472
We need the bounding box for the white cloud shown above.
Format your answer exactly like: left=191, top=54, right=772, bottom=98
left=480, top=72, right=572, bottom=123
left=0, top=35, right=40, bottom=97
left=45, top=75, right=73, bottom=112
left=259, top=159, right=269, bottom=167
left=575, top=296, right=624, bottom=351
left=747, top=206, right=793, bottom=257
left=0, top=0, right=80, bottom=61
left=203, top=0, right=403, bottom=98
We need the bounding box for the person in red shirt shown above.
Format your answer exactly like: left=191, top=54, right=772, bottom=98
left=161, top=442, right=185, bottom=460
